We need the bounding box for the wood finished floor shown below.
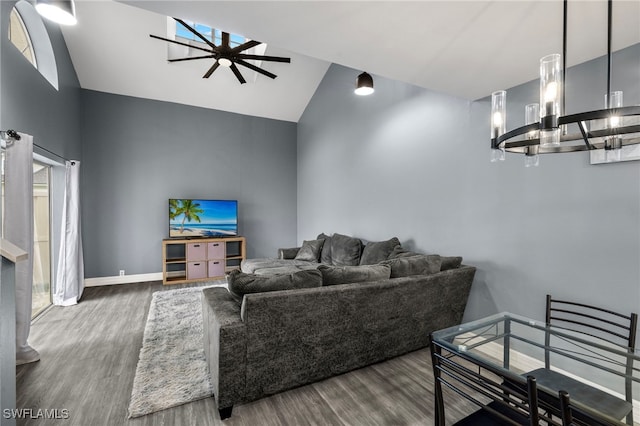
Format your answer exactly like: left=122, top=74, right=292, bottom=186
left=16, top=281, right=475, bottom=426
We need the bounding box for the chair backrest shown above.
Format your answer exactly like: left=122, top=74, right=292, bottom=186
left=545, top=294, right=638, bottom=350
left=430, top=335, right=546, bottom=426
left=559, top=390, right=626, bottom=426
left=545, top=295, right=637, bottom=426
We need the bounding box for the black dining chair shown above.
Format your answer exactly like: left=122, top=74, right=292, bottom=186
left=559, top=389, right=627, bottom=426
left=526, top=294, right=638, bottom=425
left=430, top=335, right=543, bottom=426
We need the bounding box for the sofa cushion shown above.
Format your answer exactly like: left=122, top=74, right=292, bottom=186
left=317, top=233, right=333, bottom=264
left=441, top=256, right=463, bottom=271
left=241, top=258, right=315, bottom=274
left=318, top=264, right=391, bottom=286
left=227, top=269, right=323, bottom=303
left=294, top=239, right=325, bottom=262
left=359, top=237, right=401, bottom=265
left=330, top=233, right=362, bottom=266
left=253, top=264, right=319, bottom=275
left=278, top=247, right=301, bottom=260
left=388, top=246, right=422, bottom=259
left=382, top=255, right=441, bottom=278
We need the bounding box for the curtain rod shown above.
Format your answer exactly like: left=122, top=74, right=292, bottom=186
left=1, top=129, right=73, bottom=164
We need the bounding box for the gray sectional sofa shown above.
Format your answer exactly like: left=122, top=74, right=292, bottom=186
left=201, top=233, right=476, bottom=419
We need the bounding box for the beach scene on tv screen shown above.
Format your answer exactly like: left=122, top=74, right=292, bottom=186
left=169, top=199, right=237, bottom=238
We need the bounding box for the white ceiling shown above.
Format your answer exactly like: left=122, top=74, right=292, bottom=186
left=62, top=1, right=640, bottom=122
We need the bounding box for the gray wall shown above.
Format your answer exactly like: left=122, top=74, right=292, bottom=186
left=0, top=0, right=81, bottom=287
left=80, top=90, right=297, bottom=278
left=298, top=45, right=640, bottom=325
left=0, top=0, right=81, bottom=160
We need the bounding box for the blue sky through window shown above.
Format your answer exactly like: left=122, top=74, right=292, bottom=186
left=175, top=20, right=245, bottom=47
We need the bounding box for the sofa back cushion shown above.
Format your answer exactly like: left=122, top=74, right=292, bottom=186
left=359, top=237, right=401, bottom=265
left=382, top=255, right=441, bottom=278
left=388, top=246, right=422, bottom=259
left=294, top=239, right=325, bottom=262
left=329, top=233, right=362, bottom=266
left=227, top=269, right=323, bottom=303
left=318, top=264, right=391, bottom=286
left=317, top=233, right=333, bottom=264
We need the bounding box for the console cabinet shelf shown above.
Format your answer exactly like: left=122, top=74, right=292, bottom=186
left=162, top=236, right=246, bottom=285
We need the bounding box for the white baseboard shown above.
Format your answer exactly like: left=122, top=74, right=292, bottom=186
left=84, top=272, right=163, bottom=287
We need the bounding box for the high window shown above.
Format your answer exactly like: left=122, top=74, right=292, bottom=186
left=7, top=1, right=59, bottom=90
left=175, top=20, right=246, bottom=47
left=8, top=7, right=37, bottom=67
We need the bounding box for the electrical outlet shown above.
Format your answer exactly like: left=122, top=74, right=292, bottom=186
left=119, top=270, right=125, bottom=276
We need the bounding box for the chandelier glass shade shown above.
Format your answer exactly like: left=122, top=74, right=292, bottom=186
left=490, top=0, right=640, bottom=166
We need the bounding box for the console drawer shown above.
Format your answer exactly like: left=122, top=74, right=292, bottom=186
left=187, top=242, right=207, bottom=261
left=207, top=242, right=225, bottom=259
left=208, top=260, right=225, bottom=278
left=187, top=261, right=207, bottom=279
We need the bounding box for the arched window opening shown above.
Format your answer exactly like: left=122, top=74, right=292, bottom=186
left=8, top=7, right=37, bottom=68
left=9, top=0, right=59, bottom=90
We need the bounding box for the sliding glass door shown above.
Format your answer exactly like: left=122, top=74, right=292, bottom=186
left=0, top=151, right=52, bottom=318
left=32, top=161, right=51, bottom=317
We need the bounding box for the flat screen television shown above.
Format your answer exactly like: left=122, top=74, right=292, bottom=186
left=169, top=199, right=238, bottom=238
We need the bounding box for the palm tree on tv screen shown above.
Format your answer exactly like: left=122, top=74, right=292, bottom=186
left=169, top=199, right=179, bottom=220
left=176, top=199, right=204, bottom=233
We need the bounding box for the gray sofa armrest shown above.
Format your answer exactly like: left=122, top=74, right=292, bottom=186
left=278, top=247, right=300, bottom=259
left=202, top=287, right=246, bottom=411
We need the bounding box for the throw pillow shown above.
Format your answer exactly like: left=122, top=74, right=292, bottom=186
left=227, top=269, right=323, bottom=303
left=330, top=233, right=362, bottom=266
left=388, top=246, right=422, bottom=259
left=318, top=264, right=391, bottom=286
left=359, top=237, right=401, bottom=265
left=317, top=233, right=332, bottom=264
left=440, top=256, right=463, bottom=271
left=382, top=255, right=441, bottom=278
left=294, top=239, right=325, bottom=262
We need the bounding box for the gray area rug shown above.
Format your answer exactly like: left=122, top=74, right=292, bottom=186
left=128, top=281, right=226, bottom=418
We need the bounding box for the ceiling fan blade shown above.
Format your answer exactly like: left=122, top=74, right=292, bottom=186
left=173, top=18, right=217, bottom=49
left=150, top=34, right=213, bottom=54
left=169, top=54, right=217, bottom=63
left=231, top=40, right=261, bottom=53
left=203, top=61, right=220, bottom=78
left=222, top=32, right=230, bottom=47
left=237, top=54, right=291, bottom=63
left=229, top=63, right=246, bottom=84
left=236, top=59, right=277, bottom=79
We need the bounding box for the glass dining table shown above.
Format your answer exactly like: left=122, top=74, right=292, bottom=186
left=431, top=312, right=640, bottom=425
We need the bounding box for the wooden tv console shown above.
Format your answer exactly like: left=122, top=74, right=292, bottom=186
left=162, top=236, right=246, bottom=285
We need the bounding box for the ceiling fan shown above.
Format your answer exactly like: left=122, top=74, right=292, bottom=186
left=150, top=18, right=291, bottom=84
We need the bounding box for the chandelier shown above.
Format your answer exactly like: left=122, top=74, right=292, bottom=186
left=490, top=0, right=640, bottom=167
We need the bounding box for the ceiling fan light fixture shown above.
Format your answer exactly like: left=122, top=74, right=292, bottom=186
left=35, top=0, right=77, bottom=26
left=355, top=72, right=374, bottom=96
left=218, top=57, right=233, bottom=67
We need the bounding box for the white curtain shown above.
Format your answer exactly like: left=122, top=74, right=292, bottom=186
left=53, top=160, right=84, bottom=306
left=4, top=132, right=39, bottom=365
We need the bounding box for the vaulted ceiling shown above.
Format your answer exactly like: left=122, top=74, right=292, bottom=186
left=61, top=1, right=640, bottom=122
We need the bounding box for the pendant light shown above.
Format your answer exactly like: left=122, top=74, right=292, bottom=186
left=35, top=0, right=77, bottom=26
left=355, top=72, right=374, bottom=96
